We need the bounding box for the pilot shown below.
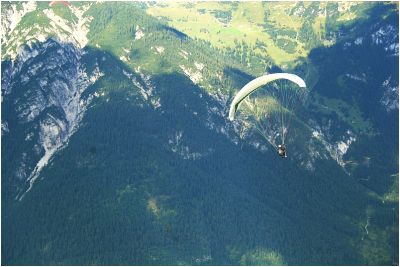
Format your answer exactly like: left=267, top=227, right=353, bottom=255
left=277, top=144, right=287, bottom=158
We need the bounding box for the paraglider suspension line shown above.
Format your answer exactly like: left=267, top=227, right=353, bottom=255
left=254, top=119, right=276, bottom=148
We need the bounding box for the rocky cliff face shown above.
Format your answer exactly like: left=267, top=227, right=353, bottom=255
left=1, top=2, right=92, bottom=60
left=2, top=39, right=103, bottom=199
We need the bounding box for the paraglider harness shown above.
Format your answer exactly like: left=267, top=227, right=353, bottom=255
left=277, top=145, right=287, bottom=158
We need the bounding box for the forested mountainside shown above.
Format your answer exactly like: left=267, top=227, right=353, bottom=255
left=1, top=1, right=398, bottom=265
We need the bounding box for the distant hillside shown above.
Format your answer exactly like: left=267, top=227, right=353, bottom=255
left=145, top=2, right=382, bottom=66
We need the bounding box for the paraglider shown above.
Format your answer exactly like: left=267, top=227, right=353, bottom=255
left=229, top=73, right=307, bottom=157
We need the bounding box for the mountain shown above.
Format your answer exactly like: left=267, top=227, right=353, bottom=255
left=1, top=1, right=398, bottom=265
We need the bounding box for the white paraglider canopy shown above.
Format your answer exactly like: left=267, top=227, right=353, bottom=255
left=229, top=73, right=306, bottom=121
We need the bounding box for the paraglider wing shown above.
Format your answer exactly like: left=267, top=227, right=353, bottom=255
left=228, top=73, right=306, bottom=121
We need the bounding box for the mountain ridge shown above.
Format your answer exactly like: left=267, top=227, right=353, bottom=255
left=1, top=1, right=398, bottom=265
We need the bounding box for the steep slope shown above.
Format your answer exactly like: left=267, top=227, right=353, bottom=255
left=1, top=48, right=379, bottom=265
left=307, top=4, right=399, bottom=195
left=144, top=1, right=399, bottom=200
left=2, top=39, right=103, bottom=200
left=1, top=1, right=398, bottom=265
